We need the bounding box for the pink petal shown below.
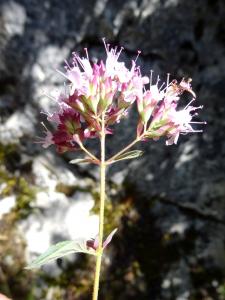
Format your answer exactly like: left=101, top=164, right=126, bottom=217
left=103, top=228, right=118, bottom=249
left=93, top=235, right=99, bottom=250
left=42, top=131, right=54, bottom=148
left=67, top=68, right=82, bottom=86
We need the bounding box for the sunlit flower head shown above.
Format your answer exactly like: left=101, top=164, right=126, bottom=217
left=137, top=74, right=205, bottom=145
left=40, top=40, right=204, bottom=152
left=40, top=40, right=147, bottom=152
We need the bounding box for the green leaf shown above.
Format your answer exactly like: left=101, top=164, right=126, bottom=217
left=25, top=239, right=94, bottom=269
left=112, top=150, right=144, bottom=163
left=69, top=158, right=92, bottom=164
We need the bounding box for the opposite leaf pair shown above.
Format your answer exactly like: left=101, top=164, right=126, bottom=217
left=26, top=229, right=117, bottom=269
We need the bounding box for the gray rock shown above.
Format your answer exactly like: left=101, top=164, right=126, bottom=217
left=2, top=1, right=26, bottom=38
left=19, top=186, right=98, bottom=267
left=0, top=195, right=16, bottom=218
left=0, top=0, right=225, bottom=298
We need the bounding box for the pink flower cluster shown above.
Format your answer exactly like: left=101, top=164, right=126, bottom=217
left=40, top=40, right=204, bottom=152
left=137, top=77, right=205, bottom=145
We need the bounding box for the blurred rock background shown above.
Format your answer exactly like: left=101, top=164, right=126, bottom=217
left=0, top=0, right=224, bottom=299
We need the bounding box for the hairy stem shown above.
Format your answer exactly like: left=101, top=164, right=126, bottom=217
left=92, top=113, right=106, bottom=300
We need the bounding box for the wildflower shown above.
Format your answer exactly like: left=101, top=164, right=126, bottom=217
left=41, top=40, right=147, bottom=152
left=36, top=123, right=54, bottom=148
left=137, top=74, right=205, bottom=144
left=137, top=85, right=163, bottom=125
left=165, top=102, right=204, bottom=145
left=40, top=40, right=204, bottom=152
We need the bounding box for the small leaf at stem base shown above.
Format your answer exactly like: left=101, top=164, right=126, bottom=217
left=25, top=239, right=95, bottom=269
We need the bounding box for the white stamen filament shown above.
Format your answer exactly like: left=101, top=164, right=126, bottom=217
left=150, top=70, right=153, bottom=88
left=84, top=47, right=89, bottom=60
left=134, top=50, right=141, bottom=63
left=64, top=60, right=72, bottom=70
left=42, top=91, right=57, bottom=102
left=189, top=121, right=207, bottom=124
left=156, top=75, right=160, bottom=86
left=166, top=73, right=170, bottom=90
left=41, top=122, right=49, bottom=132
left=159, top=82, right=165, bottom=91
left=117, top=47, right=124, bottom=59
left=184, top=98, right=195, bottom=110
left=74, top=54, right=86, bottom=70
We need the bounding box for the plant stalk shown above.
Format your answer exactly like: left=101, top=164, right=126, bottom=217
left=92, top=113, right=106, bottom=300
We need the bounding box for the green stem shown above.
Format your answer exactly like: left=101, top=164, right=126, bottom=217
left=92, top=113, right=106, bottom=300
